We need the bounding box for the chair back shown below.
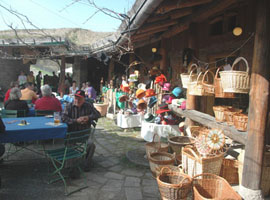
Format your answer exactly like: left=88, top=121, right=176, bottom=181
left=65, top=128, right=91, bottom=145
left=25, top=100, right=32, bottom=104
left=1, top=110, right=18, bottom=118
left=35, top=110, right=55, bottom=116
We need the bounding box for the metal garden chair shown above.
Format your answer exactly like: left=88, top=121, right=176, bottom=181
left=1, top=110, right=18, bottom=118
left=45, top=128, right=94, bottom=195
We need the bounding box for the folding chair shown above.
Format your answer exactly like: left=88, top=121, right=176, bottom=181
left=45, top=128, right=93, bottom=195
left=35, top=110, right=55, bottom=116
left=1, top=110, right=17, bottom=118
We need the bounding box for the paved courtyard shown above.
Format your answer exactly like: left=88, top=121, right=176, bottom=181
left=0, top=117, right=161, bottom=200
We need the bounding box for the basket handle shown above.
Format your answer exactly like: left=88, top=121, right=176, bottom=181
left=192, top=173, right=220, bottom=180
left=214, top=67, right=223, bottom=79
left=202, top=69, right=215, bottom=85
left=184, top=147, right=200, bottom=160
left=231, top=57, right=249, bottom=73
left=188, top=67, right=198, bottom=81
left=160, top=166, right=172, bottom=175
left=187, top=63, right=198, bottom=73
left=152, top=133, right=161, bottom=149
left=195, top=71, right=203, bottom=84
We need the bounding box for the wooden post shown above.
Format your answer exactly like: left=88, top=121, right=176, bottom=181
left=240, top=0, right=270, bottom=198
left=160, top=39, right=167, bottom=76
left=108, top=59, right=114, bottom=83
left=185, top=23, right=198, bottom=126
left=58, top=56, right=66, bottom=97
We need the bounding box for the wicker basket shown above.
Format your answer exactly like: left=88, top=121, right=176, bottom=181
left=168, top=136, right=195, bottom=155
left=219, top=57, right=250, bottom=93
left=193, top=173, right=242, bottom=200
left=188, top=71, right=214, bottom=96
left=233, top=113, right=248, bottom=131
left=148, top=152, right=175, bottom=178
left=182, top=147, right=224, bottom=177
left=157, top=167, right=192, bottom=200
left=220, top=159, right=239, bottom=184
left=202, top=69, right=215, bottom=95
left=145, top=133, right=169, bottom=158
left=213, top=106, right=231, bottom=122
left=214, top=67, right=235, bottom=98
left=93, top=103, right=109, bottom=117
left=180, top=63, right=198, bottom=89
left=224, top=107, right=242, bottom=126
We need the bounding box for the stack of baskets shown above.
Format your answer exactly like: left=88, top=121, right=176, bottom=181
left=145, top=133, right=169, bottom=158
left=168, top=136, right=195, bottom=155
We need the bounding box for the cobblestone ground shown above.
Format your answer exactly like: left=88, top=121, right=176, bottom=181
left=0, top=117, right=161, bottom=200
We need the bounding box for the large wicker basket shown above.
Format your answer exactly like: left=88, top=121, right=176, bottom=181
left=180, top=63, right=198, bottom=89
left=193, top=173, right=242, bottom=200
left=214, top=67, right=235, bottom=98
left=145, top=133, right=169, bottom=158
left=224, top=107, right=242, bottom=125
left=148, top=152, right=175, bottom=177
left=168, top=136, right=195, bottom=155
left=233, top=113, right=248, bottom=131
left=220, top=158, right=239, bottom=184
left=219, top=57, right=250, bottom=93
left=94, top=103, right=109, bottom=117
left=157, top=167, right=192, bottom=200
left=182, top=147, right=224, bottom=177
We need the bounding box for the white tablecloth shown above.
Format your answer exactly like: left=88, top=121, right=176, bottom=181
left=117, top=113, right=143, bottom=128
left=141, top=121, right=181, bottom=142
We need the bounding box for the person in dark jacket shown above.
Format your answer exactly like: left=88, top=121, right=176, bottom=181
left=4, top=87, right=29, bottom=117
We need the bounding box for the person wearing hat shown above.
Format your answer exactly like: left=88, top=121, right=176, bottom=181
left=62, top=90, right=101, bottom=132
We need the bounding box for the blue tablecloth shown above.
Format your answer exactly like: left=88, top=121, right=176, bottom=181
left=0, top=117, right=68, bottom=143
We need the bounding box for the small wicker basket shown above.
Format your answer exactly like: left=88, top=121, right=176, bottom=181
left=233, top=113, right=248, bottom=131
left=202, top=69, right=215, bottom=95
left=193, top=173, right=242, bottom=200
left=148, top=152, right=175, bottom=178
left=180, top=63, right=198, bottom=89
left=219, top=57, right=250, bottom=94
left=157, top=167, right=192, bottom=200
left=213, top=106, right=229, bottom=122
left=214, top=67, right=235, bottom=98
left=168, top=136, right=195, bottom=155
left=224, top=107, right=242, bottom=126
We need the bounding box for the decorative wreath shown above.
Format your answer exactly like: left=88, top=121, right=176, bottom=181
left=195, top=134, right=211, bottom=156
left=206, top=129, right=225, bottom=150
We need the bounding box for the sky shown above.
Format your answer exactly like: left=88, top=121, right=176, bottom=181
left=0, top=0, right=136, bottom=32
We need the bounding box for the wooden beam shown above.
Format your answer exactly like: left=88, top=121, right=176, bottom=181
left=58, top=56, right=66, bottom=97
left=131, top=27, right=168, bottom=41
left=162, top=23, right=189, bottom=38
left=241, top=0, right=270, bottom=192
left=169, top=104, right=247, bottom=144
left=137, top=19, right=178, bottom=35
left=156, top=0, right=212, bottom=14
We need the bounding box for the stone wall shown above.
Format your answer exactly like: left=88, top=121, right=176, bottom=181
left=0, top=59, right=30, bottom=92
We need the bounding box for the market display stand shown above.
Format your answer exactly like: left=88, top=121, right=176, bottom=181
left=117, top=113, right=143, bottom=129
left=169, top=104, right=247, bottom=145
left=140, top=121, right=181, bottom=142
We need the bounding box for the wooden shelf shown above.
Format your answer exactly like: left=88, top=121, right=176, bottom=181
left=169, top=104, right=247, bottom=145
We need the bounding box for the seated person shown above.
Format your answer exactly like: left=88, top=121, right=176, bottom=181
left=35, top=85, right=62, bottom=112
left=86, top=82, right=97, bottom=101
left=4, top=87, right=29, bottom=117
left=69, top=81, right=79, bottom=96
left=62, top=90, right=100, bottom=132
left=20, top=82, right=38, bottom=103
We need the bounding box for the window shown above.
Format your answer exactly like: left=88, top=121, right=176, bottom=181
left=210, top=20, right=223, bottom=36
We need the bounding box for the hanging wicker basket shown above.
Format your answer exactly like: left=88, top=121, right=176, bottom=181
left=193, top=173, right=242, bottom=200
left=202, top=69, right=215, bottom=95
left=148, top=152, right=175, bottom=177
left=157, top=167, right=192, bottom=200
left=145, top=133, right=169, bottom=158
left=180, top=63, right=198, bottom=89
left=214, top=67, right=235, bottom=98
left=233, top=113, right=248, bottom=131
left=219, top=57, right=250, bottom=93
left=224, top=107, right=242, bottom=126
left=168, top=136, right=195, bottom=155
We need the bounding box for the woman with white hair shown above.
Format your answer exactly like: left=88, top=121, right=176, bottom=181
left=35, top=84, right=62, bottom=112
left=4, top=87, right=29, bottom=117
